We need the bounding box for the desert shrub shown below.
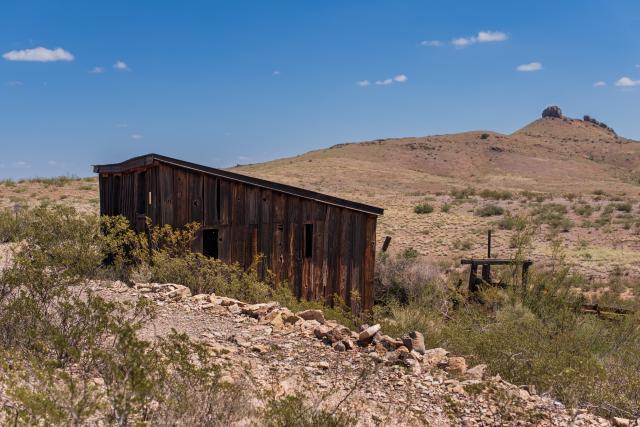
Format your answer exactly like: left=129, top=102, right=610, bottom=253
left=452, top=238, right=473, bottom=251
left=372, top=231, right=640, bottom=420
left=480, top=133, right=490, bottom=140
left=0, top=208, right=28, bottom=242
left=475, top=204, right=504, bottom=217
left=375, top=251, right=445, bottom=305
left=479, top=189, right=512, bottom=200
left=572, top=203, right=594, bottom=217
left=414, top=203, right=434, bottom=214
left=520, top=191, right=549, bottom=203
left=0, top=206, right=252, bottom=425
left=496, top=212, right=523, bottom=230
left=260, top=394, right=354, bottom=427
left=20, top=176, right=79, bottom=187
left=614, top=202, right=633, bottom=213
left=450, top=186, right=476, bottom=200
left=145, top=252, right=275, bottom=302
left=441, top=203, right=451, bottom=213
left=531, top=203, right=573, bottom=231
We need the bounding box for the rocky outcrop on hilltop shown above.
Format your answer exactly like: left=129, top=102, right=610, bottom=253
left=542, top=105, right=563, bottom=119
left=83, top=280, right=625, bottom=426
left=583, top=115, right=616, bottom=135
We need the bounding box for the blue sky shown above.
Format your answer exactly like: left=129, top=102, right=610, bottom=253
left=1, top=0, right=639, bottom=179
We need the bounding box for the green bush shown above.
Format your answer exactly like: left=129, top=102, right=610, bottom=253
left=414, top=203, right=434, bottom=214
left=475, top=204, right=504, bottom=217
left=531, top=203, right=573, bottom=231
left=261, top=394, right=354, bottom=427
left=372, top=232, right=640, bottom=420
left=450, top=186, right=476, bottom=200
left=441, top=203, right=451, bottom=213
left=479, top=189, right=513, bottom=200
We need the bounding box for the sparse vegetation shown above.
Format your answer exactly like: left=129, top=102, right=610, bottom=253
left=414, top=203, right=434, bottom=214
left=531, top=203, right=573, bottom=232
left=475, top=204, right=505, bottom=217
left=0, top=205, right=354, bottom=424
left=479, top=189, right=513, bottom=200
left=373, top=233, right=640, bottom=420
left=450, top=186, right=476, bottom=200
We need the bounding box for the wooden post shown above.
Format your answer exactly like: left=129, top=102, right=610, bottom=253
left=482, top=229, right=492, bottom=283
left=522, top=262, right=530, bottom=286
left=469, top=262, right=478, bottom=293
left=381, top=236, right=392, bottom=252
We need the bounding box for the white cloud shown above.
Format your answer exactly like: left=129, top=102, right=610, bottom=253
left=272, top=70, right=280, bottom=76
left=375, top=78, right=393, bottom=85
left=477, top=31, right=508, bottom=42
left=615, top=76, right=640, bottom=87
left=516, top=62, right=543, bottom=72
left=89, top=66, right=104, bottom=74
left=2, top=46, right=74, bottom=62
left=5, top=80, right=23, bottom=87
left=593, top=81, right=606, bottom=87
left=12, top=161, right=28, bottom=168
left=451, top=37, right=472, bottom=47
left=451, top=31, right=508, bottom=47
left=113, top=60, right=129, bottom=71
left=419, top=40, right=442, bottom=47
left=356, top=80, right=370, bottom=87
left=130, top=133, right=143, bottom=140
left=393, top=74, right=408, bottom=83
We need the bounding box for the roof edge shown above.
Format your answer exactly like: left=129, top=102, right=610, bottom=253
left=94, top=153, right=384, bottom=216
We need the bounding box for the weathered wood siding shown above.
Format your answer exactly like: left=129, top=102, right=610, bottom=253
left=98, top=162, right=377, bottom=311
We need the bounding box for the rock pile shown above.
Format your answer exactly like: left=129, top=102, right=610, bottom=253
left=124, top=282, right=628, bottom=426
left=542, top=105, right=563, bottom=119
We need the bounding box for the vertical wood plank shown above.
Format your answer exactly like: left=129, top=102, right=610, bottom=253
left=219, top=179, right=231, bottom=225
left=363, top=215, right=377, bottom=311
left=338, top=209, right=352, bottom=307
left=203, top=176, right=218, bottom=226
left=159, top=165, right=174, bottom=226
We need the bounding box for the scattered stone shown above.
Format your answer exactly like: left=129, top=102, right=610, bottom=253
left=465, top=364, right=487, bottom=381
left=227, top=304, right=242, bottom=315
left=333, top=341, right=346, bottom=352
left=313, top=325, right=332, bottom=340
left=217, top=296, right=245, bottom=307
left=251, top=344, right=270, bottom=353
left=241, top=302, right=279, bottom=318
left=612, top=417, right=630, bottom=427
left=357, top=324, right=381, bottom=343
left=423, top=348, right=449, bottom=367
left=446, top=357, right=467, bottom=376
left=402, top=331, right=426, bottom=355
left=379, top=335, right=403, bottom=351
left=296, top=309, right=325, bottom=324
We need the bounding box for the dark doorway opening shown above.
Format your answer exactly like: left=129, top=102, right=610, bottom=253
left=304, top=223, right=313, bottom=258
left=203, top=229, right=219, bottom=259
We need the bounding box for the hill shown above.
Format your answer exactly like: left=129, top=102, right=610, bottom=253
left=235, top=107, right=640, bottom=283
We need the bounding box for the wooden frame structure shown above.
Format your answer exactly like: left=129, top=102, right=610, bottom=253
left=94, top=153, right=383, bottom=311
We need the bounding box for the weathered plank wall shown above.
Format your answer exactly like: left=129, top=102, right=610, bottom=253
left=98, top=163, right=377, bottom=311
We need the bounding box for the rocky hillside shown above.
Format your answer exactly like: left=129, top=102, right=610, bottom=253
left=235, top=106, right=640, bottom=201
left=84, top=280, right=622, bottom=426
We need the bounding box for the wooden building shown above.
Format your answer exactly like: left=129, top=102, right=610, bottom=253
left=94, top=154, right=383, bottom=310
